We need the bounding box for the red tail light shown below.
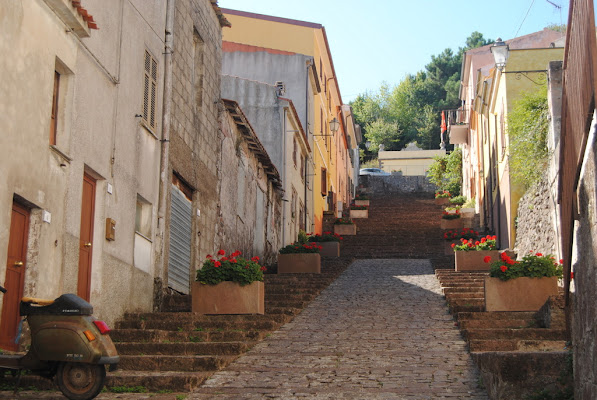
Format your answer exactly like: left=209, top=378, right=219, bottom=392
left=93, top=320, right=111, bottom=334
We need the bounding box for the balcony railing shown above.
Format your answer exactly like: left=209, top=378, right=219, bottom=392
left=442, top=108, right=470, bottom=145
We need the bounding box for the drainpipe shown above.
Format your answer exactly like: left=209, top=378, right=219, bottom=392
left=156, top=0, right=174, bottom=309
left=304, top=60, right=311, bottom=233
left=282, top=108, right=287, bottom=246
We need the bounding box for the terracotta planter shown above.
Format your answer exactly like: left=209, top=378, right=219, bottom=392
left=440, top=218, right=463, bottom=230
left=354, top=199, right=370, bottom=206
left=278, top=253, right=321, bottom=274
left=317, top=241, right=340, bottom=257
left=455, top=250, right=500, bottom=271
left=191, top=281, right=264, bottom=315
left=334, top=224, right=356, bottom=235
left=485, top=276, right=559, bottom=312
left=435, top=197, right=450, bottom=205
left=350, top=209, right=369, bottom=218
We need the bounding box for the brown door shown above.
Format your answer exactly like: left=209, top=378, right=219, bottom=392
left=0, top=202, right=30, bottom=350
left=77, top=173, right=96, bottom=301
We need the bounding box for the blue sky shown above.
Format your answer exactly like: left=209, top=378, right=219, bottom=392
left=218, top=0, right=569, bottom=103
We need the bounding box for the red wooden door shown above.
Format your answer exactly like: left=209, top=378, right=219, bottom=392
left=77, top=173, right=96, bottom=301
left=0, top=202, right=30, bottom=350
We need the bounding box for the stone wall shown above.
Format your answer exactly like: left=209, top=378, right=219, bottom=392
left=513, top=175, right=558, bottom=257
left=358, top=175, right=437, bottom=195
left=573, top=118, right=597, bottom=399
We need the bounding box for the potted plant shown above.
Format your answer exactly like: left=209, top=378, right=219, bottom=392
left=451, top=235, right=499, bottom=271
left=440, top=209, right=463, bottom=230
left=434, top=190, right=451, bottom=205
left=277, top=241, right=322, bottom=274
left=442, top=227, right=478, bottom=255
left=192, top=250, right=265, bottom=314
left=308, top=231, right=342, bottom=257
left=460, top=198, right=476, bottom=218
left=444, top=205, right=461, bottom=214
left=485, top=252, right=563, bottom=311
left=354, top=194, right=370, bottom=207
left=349, top=204, right=369, bottom=219
left=449, top=195, right=467, bottom=206
left=334, top=217, right=356, bottom=235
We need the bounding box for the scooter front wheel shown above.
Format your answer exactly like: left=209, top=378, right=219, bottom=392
left=56, top=362, right=106, bottom=400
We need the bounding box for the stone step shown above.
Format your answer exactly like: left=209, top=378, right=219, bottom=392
left=445, top=293, right=484, bottom=300
left=111, top=328, right=265, bottom=343
left=106, top=370, right=213, bottom=392
left=463, top=328, right=567, bottom=341
left=457, top=311, right=536, bottom=321
left=458, top=319, right=535, bottom=330
left=116, top=318, right=283, bottom=332
left=116, top=341, right=254, bottom=356
left=469, top=339, right=568, bottom=352
left=443, top=287, right=484, bottom=294
left=118, top=354, right=237, bottom=372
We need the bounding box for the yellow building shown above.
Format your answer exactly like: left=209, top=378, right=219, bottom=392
left=221, top=9, right=358, bottom=235
left=458, top=37, right=563, bottom=249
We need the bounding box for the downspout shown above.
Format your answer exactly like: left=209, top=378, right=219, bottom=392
left=304, top=61, right=311, bottom=233
left=282, top=108, right=287, bottom=246
left=156, top=0, right=174, bottom=310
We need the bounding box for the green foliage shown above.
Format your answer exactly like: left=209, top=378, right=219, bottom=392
left=453, top=235, right=497, bottom=251
left=428, top=148, right=462, bottom=195
left=279, top=242, right=322, bottom=254
left=354, top=194, right=369, bottom=200
left=508, top=87, right=549, bottom=189
left=489, top=252, right=563, bottom=281
left=350, top=205, right=368, bottom=210
left=107, top=386, right=148, bottom=393
left=450, top=195, right=467, bottom=205
left=196, top=251, right=265, bottom=286
left=307, top=232, right=343, bottom=242
left=334, top=217, right=354, bottom=225
left=297, top=230, right=308, bottom=245
left=441, top=210, right=461, bottom=220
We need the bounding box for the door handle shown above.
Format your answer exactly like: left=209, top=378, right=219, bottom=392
left=14, top=261, right=23, bottom=267
left=84, top=242, right=92, bottom=248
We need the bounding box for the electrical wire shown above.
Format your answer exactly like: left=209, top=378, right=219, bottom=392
left=514, top=0, right=537, bottom=38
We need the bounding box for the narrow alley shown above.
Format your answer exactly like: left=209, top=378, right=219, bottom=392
left=0, top=192, right=487, bottom=399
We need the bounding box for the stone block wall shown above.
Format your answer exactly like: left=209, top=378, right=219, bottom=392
left=358, top=175, right=437, bottom=196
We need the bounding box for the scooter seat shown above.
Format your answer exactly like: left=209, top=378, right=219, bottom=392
left=20, top=294, right=93, bottom=316
left=21, top=297, right=55, bottom=306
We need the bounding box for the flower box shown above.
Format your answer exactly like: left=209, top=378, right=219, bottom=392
left=440, top=218, right=463, bottom=230
left=191, top=281, right=264, bottom=315
left=318, top=241, right=340, bottom=257
left=435, top=197, right=450, bottom=205
left=460, top=207, right=475, bottom=218
left=334, top=224, right=356, bottom=235
left=485, top=276, right=559, bottom=312
left=455, top=250, right=500, bottom=271
left=278, top=253, right=321, bottom=274
left=354, top=199, right=370, bottom=207
left=349, top=209, right=369, bottom=218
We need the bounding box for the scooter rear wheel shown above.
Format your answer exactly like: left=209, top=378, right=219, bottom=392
left=56, top=362, right=106, bottom=400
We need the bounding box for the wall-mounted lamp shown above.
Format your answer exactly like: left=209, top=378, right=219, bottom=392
left=365, top=141, right=371, bottom=150
left=491, top=37, right=547, bottom=85
left=329, top=117, right=340, bottom=133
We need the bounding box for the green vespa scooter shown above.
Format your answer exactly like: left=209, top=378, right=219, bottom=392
left=0, top=286, right=119, bottom=399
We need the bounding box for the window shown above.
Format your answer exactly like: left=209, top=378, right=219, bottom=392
left=135, top=195, right=152, bottom=238
left=293, top=138, right=297, bottom=167
left=300, top=155, right=305, bottom=181
left=50, top=71, right=60, bottom=145
left=321, top=168, right=327, bottom=196
left=299, top=201, right=305, bottom=231
left=193, top=31, right=204, bottom=113
left=291, top=188, right=297, bottom=220
left=142, top=50, right=158, bottom=130
left=324, top=73, right=327, bottom=94
left=320, top=108, right=323, bottom=133
left=319, top=58, right=322, bottom=80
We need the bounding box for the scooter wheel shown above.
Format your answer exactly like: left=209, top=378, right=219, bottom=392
left=56, top=362, right=106, bottom=400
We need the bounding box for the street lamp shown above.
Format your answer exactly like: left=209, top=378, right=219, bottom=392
left=490, top=38, right=509, bottom=71
left=329, top=118, right=340, bottom=133
left=365, top=141, right=371, bottom=150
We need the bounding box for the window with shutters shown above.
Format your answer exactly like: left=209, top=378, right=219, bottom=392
left=299, top=200, right=305, bottom=231
left=193, top=31, right=205, bottom=113
left=320, top=108, right=323, bottom=133
left=300, top=155, right=305, bottom=182
left=168, top=174, right=193, bottom=294
left=321, top=168, right=327, bottom=196
left=291, top=188, right=297, bottom=220
left=293, top=138, right=297, bottom=168
left=50, top=71, right=60, bottom=145
left=142, top=50, right=158, bottom=130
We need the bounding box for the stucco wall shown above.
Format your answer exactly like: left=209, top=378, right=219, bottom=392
left=358, top=175, right=437, bottom=195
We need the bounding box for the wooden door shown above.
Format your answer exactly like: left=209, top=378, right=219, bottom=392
left=0, top=202, right=30, bottom=350
left=77, top=173, right=96, bottom=301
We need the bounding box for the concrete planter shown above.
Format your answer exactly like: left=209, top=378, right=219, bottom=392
left=317, top=241, right=340, bottom=257
left=191, top=281, right=264, bottom=315
left=449, top=124, right=469, bottom=144
left=334, top=224, right=356, bottom=236
left=354, top=199, right=370, bottom=207
left=485, top=276, right=559, bottom=312
left=278, top=253, right=321, bottom=274
left=435, top=197, right=450, bottom=205
left=455, top=250, right=500, bottom=271
left=440, top=218, right=463, bottom=230
left=350, top=209, right=369, bottom=218
left=460, top=207, right=475, bottom=218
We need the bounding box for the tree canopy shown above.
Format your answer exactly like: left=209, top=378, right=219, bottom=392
left=352, top=31, right=492, bottom=157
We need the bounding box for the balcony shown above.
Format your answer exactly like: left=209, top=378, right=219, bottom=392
left=443, top=108, right=469, bottom=145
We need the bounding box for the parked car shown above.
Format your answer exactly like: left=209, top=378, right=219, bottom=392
left=359, top=168, right=390, bottom=176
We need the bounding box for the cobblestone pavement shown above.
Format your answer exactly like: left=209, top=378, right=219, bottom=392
left=0, top=259, right=487, bottom=400
left=189, top=259, right=488, bottom=399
